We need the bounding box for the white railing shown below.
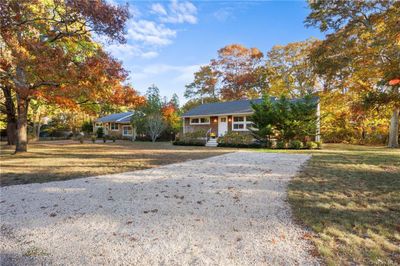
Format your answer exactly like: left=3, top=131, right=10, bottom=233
left=206, top=128, right=212, bottom=142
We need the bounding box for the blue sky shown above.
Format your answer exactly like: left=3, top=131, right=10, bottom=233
left=105, top=0, right=324, bottom=104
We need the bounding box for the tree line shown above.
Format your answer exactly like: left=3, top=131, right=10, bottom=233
left=0, top=0, right=144, bottom=153
left=183, top=1, right=399, bottom=148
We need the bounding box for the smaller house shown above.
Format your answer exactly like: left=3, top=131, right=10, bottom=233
left=94, top=112, right=136, bottom=139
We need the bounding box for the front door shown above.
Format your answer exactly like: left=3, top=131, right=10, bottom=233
left=218, top=116, right=228, bottom=137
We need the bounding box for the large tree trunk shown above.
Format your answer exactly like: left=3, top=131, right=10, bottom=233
left=15, top=95, right=30, bottom=153
left=388, top=106, right=399, bottom=148
left=1, top=86, right=17, bottom=145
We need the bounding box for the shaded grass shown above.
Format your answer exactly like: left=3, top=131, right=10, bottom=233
left=0, top=140, right=233, bottom=186
left=270, top=144, right=400, bottom=265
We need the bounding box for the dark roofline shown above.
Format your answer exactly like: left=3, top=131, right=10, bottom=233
left=181, top=96, right=319, bottom=117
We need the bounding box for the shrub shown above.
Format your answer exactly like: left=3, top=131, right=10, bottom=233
left=103, top=135, right=108, bottom=143
left=91, top=135, right=96, bottom=143
left=81, top=121, right=93, bottom=134
left=276, top=141, right=286, bottom=149
left=217, top=132, right=254, bottom=146
left=96, top=127, right=104, bottom=138
left=315, top=141, right=322, bottom=149
left=184, top=129, right=207, bottom=139
left=174, top=130, right=208, bottom=146
left=305, top=141, right=318, bottom=149
left=289, top=140, right=303, bottom=149
left=111, top=136, right=116, bottom=142
left=217, top=142, right=265, bottom=148
left=173, top=139, right=206, bottom=146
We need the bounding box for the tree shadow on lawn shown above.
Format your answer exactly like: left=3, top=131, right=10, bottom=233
left=0, top=143, right=233, bottom=186
left=288, top=150, right=400, bottom=265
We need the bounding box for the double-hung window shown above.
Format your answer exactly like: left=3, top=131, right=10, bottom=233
left=190, top=117, right=210, bottom=125
left=232, top=116, right=253, bottom=131
left=110, top=123, right=119, bottom=131
left=122, top=126, right=132, bottom=136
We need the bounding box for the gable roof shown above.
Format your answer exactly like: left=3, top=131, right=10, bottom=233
left=181, top=96, right=319, bottom=117
left=181, top=99, right=263, bottom=117
left=96, top=112, right=133, bottom=123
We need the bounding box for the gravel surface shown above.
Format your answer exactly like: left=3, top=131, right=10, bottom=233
left=1, top=151, right=318, bottom=265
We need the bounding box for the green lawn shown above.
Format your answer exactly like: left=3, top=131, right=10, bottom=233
left=262, top=144, right=400, bottom=265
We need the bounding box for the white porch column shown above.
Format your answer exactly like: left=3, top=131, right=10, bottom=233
left=315, top=102, right=321, bottom=142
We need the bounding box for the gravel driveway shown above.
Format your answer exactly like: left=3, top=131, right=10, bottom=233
left=1, top=151, right=318, bottom=265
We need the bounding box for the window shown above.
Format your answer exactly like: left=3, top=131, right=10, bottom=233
left=232, top=116, right=253, bottom=131
left=110, top=123, right=119, bottom=131
left=220, top=117, right=226, bottom=123
left=95, top=123, right=102, bottom=127
left=123, top=126, right=133, bottom=136
left=190, top=117, right=210, bottom=125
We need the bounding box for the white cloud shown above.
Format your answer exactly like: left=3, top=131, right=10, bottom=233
left=213, top=8, right=233, bottom=22
left=127, top=20, right=176, bottom=46
left=132, top=63, right=201, bottom=82
left=151, top=3, right=168, bottom=16
left=152, top=0, right=198, bottom=24
left=106, top=43, right=158, bottom=59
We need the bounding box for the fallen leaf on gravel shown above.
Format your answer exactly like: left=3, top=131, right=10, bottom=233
left=151, top=209, right=158, bottom=213
left=49, top=213, right=57, bottom=217
left=126, top=220, right=133, bottom=225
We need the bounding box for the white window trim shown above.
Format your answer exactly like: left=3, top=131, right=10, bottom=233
left=232, top=116, right=253, bottom=131
left=110, top=123, right=119, bottom=131
left=189, top=117, right=210, bottom=125
left=122, top=125, right=133, bottom=136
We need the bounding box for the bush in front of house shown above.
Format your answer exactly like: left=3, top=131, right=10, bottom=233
left=173, top=139, right=206, bottom=146
left=96, top=127, right=104, bottom=138
left=289, top=140, right=303, bottom=149
left=216, top=132, right=266, bottom=148
left=305, top=141, right=319, bottom=149
left=217, top=132, right=253, bottom=145
left=276, top=141, right=287, bottom=149
left=184, top=129, right=208, bottom=139
left=91, top=135, right=96, bottom=143
left=173, top=130, right=207, bottom=146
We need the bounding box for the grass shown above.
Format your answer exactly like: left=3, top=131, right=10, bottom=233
left=0, top=140, right=233, bottom=186
left=263, top=144, right=400, bottom=265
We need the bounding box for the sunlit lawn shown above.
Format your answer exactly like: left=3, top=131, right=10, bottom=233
left=260, top=144, right=400, bottom=265
left=0, top=140, right=233, bottom=186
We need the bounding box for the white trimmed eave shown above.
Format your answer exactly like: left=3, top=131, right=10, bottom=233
left=116, top=113, right=134, bottom=122
left=181, top=112, right=253, bottom=118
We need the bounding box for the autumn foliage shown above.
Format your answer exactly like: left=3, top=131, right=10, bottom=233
left=0, top=0, right=143, bottom=152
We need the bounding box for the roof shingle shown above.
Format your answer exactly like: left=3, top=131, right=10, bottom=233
left=96, top=112, right=133, bottom=123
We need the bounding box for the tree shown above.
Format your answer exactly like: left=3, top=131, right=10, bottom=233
left=0, top=86, right=17, bottom=144
left=265, top=39, right=320, bottom=97
left=251, top=94, right=318, bottom=143
left=146, top=113, right=166, bottom=143
left=306, top=0, right=400, bottom=147
left=162, top=97, right=181, bottom=137
left=211, top=44, right=265, bottom=100
left=0, top=0, right=138, bottom=152
left=184, top=65, right=219, bottom=100
left=131, top=85, right=166, bottom=142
